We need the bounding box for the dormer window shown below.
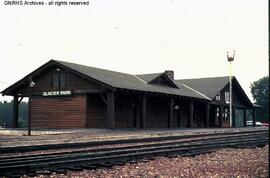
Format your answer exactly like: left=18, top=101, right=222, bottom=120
left=216, top=92, right=220, bottom=101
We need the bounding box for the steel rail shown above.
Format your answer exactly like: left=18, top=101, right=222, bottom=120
left=0, top=132, right=268, bottom=163
left=0, top=129, right=268, bottom=154
left=0, top=132, right=268, bottom=177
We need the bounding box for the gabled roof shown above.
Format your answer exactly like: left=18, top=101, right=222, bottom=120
left=136, top=73, right=162, bottom=83
left=1, top=60, right=210, bottom=100
left=55, top=60, right=205, bottom=99
left=137, top=72, right=179, bottom=89
left=175, top=76, right=230, bottom=99
left=175, top=76, right=253, bottom=107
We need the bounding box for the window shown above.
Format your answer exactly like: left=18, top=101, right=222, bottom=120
left=60, top=73, right=66, bottom=89
left=225, top=91, right=230, bottom=103
left=52, top=73, right=59, bottom=89
left=52, top=73, right=66, bottom=89
left=216, top=92, right=220, bottom=101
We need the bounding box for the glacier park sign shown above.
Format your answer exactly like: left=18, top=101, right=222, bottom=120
left=42, top=90, right=72, bottom=97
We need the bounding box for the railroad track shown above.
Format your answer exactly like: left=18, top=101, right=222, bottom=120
left=0, top=129, right=267, bottom=153
left=0, top=130, right=268, bottom=177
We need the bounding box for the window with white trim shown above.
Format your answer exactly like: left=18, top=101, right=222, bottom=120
left=216, top=92, right=220, bottom=101
left=225, top=91, right=230, bottom=103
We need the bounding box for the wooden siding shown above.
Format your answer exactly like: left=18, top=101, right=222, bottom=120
left=86, top=94, right=137, bottom=129
left=173, top=109, right=180, bottom=127
left=86, top=95, right=107, bottom=128
left=173, top=102, right=189, bottom=128
left=179, top=103, right=189, bottom=127
left=17, top=65, right=103, bottom=94
left=209, top=105, right=218, bottom=127
left=218, top=84, right=248, bottom=107
left=115, top=95, right=136, bottom=128
left=146, top=97, right=169, bottom=128
left=32, top=95, right=87, bottom=128
left=193, top=103, right=206, bottom=128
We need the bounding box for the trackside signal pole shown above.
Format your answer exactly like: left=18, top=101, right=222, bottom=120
left=227, top=51, right=235, bottom=128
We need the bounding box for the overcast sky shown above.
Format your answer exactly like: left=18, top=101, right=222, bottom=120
left=0, top=0, right=268, bottom=101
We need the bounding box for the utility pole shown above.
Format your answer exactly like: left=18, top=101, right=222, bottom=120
left=227, top=51, right=235, bottom=128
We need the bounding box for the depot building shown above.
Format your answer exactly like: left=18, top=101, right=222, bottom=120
left=1, top=60, right=258, bottom=129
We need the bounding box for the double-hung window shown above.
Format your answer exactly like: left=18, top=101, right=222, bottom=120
left=52, top=72, right=66, bottom=90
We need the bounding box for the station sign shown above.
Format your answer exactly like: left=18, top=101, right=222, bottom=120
left=42, top=90, right=72, bottom=97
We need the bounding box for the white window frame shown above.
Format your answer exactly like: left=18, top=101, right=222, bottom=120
left=216, top=92, right=221, bottom=101
left=225, top=91, right=230, bottom=104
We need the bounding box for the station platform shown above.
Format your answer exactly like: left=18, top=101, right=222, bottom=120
left=0, top=127, right=268, bottom=148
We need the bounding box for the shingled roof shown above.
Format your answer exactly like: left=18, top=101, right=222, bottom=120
left=175, top=76, right=253, bottom=107
left=55, top=60, right=209, bottom=100
left=136, top=73, right=162, bottom=83
left=1, top=60, right=210, bottom=100
left=175, top=76, right=230, bottom=99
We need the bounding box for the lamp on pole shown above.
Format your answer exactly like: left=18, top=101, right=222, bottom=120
left=227, top=50, right=235, bottom=128
left=28, top=77, right=35, bottom=136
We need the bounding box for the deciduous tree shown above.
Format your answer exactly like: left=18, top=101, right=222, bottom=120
left=250, top=76, right=269, bottom=123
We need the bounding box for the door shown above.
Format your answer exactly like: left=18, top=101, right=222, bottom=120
left=173, top=109, right=180, bottom=127
left=235, top=109, right=244, bottom=127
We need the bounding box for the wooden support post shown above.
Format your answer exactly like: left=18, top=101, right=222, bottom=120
left=135, top=102, right=140, bottom=128
left=106, top=91, right=115, bottom=129
left=243, top=108, right=247, bottom=127
left=28, top=96, right=32, bottom=136
left=232, top=107, right=236, bottom=127
left=141, top=95, right=146, bottom=129
left=252, top=109, right=256, bottom=127
left=189, top=101, right=193, bottom=128
left=13, top=96, right=19, bottom=128
left=168, top=97, right=174, bottom=128
left=214, top=106, right=218, bottom=127
left=205, top=103, right=210, bottom=128
left=219, top=105, right=223, bottom=128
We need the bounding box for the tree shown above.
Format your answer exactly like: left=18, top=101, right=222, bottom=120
left=250, top=76, right=269, bottom=123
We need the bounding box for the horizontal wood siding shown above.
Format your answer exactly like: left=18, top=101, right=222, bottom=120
left=146, top=97, right=169, bottom=128
left=115, top=95, right=136, bottom=128
left=32, top=95, right=87, bottom=128
left=179, top=103, right=189, bottom=127
left=173, top=110, right=180, bottom=127
left=86, top=95, right=106, bottom=128
left=193, top=103, right=206, bottom=128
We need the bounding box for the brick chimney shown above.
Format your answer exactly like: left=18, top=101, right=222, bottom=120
left=164, top=70, right=174, bottom=80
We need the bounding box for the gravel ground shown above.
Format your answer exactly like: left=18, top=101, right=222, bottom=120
left=23, top=145, right=269, bottom=178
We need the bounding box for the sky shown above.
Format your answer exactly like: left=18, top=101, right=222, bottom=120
left=0, top=0, right=268, bottom=102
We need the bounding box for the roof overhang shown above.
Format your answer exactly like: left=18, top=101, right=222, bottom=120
left=1, top=60, right=115, bottom=96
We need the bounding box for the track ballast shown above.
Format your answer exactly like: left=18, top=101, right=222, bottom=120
left=0, top=130, right=268, bottom=177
